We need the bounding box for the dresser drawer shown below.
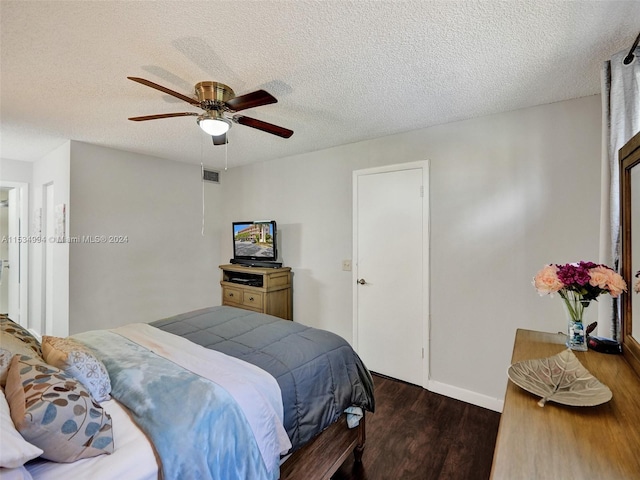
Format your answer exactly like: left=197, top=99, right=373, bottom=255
left=223, top=287, right=242, bottom=304
left=242, top=291, right=263, bottom=309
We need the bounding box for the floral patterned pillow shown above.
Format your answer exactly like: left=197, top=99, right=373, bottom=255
left=42, top=336, right=112, bottom=402
left=0, top=316, right=43, bottom=387
left=4, top=354, right=114, bottom=463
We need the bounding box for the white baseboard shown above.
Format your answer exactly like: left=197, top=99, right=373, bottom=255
left=427, top=379, right=504, bottom=413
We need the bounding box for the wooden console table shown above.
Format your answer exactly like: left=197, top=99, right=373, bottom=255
left=491, top=329, right=640, bottom=479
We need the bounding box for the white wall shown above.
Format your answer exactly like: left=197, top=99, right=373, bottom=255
left=31, top=142, right=70, bottom=337
left=0, top=158, right=33, bottom=184
left=68, top=142, right=223, bottom=333
left=221, top=95, right=603, bottom=407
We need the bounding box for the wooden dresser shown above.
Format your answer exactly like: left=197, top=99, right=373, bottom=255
left=219, top=264, right=292, bottom=320
left=491, top=329, right=640, bottom=479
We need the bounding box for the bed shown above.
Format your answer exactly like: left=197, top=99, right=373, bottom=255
left=0, top=307, right=375, bottom=480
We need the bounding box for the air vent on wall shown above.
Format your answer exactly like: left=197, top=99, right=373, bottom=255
left=203, top=169, right=220, bottom=183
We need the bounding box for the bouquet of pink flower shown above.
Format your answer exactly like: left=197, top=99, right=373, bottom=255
left=533, top=261, right=627, bottom=324
left=534, top=261, right=627, bottom=300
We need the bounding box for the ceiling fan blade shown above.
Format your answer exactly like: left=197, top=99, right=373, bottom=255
left=128, top=112, right=200, bottom=121
left=212, top=133, right=228, bottom=146
left=128, top=77, right=201, bottom=107
left=226, top=90, right=277, bottom=112
left=233, top=115, right=293, bottom=138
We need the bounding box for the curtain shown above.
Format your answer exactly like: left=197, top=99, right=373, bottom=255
left=600, top=44, right=640, bottom=340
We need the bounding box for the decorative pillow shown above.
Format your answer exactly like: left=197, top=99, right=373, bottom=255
left=0, top=388, right=43, bottom=468
left=0, top=317, right=43, bottom=387
left=5, top=355, right=114, bottom=463
left=42, top=336, right=111, bottom=402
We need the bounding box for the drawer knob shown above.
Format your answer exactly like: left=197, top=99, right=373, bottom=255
left=249, top=297, right=254, bottom=301
left=229, top=293, right=234, bottom=297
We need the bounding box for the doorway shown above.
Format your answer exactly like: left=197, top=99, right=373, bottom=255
left=0, top=189, right=8, bottom=313
left=352, top=161, right=429, bottom=387
left=0, top=182, right=29, bottom=326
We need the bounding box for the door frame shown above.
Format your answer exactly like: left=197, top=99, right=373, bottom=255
left=352, top=160, right=430, bottom=388
left=0, top=181, right=29, bottom=327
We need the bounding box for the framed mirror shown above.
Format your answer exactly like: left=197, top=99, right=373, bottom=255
left=620, top=130, right=640, bottom=378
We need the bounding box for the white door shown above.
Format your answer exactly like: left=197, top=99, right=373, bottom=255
left=44, top=184, right=55, bottom=335
left=7, top=188, right=20, bottom=321
left=353, top=162, right=429, bottom=386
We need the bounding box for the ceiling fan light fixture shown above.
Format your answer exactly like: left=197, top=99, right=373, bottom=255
left=198, top=113, right=231, bottom=136
left=128, top=77, right=293, bottom=141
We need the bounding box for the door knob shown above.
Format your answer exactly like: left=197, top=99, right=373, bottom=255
left=357, top=279, right=366, bottom=285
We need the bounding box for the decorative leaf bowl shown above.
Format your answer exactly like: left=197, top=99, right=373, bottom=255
left=507, top=349, right=612, bottom=407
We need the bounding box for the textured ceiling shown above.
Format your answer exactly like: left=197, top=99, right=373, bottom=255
left=1, top=1, right=639, bottom=169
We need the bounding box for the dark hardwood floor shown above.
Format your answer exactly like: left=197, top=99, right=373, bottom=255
left=333, top=374, right=501, bottom=480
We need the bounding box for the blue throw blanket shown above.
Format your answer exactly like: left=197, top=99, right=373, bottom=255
left=74, top=330, right=277, bottom=480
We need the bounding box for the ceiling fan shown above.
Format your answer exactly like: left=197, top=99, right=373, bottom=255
left=127, top=77, right=294, bottom=145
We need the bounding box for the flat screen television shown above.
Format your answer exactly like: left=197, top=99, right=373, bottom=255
left=231, top=220, right=280, bottom=267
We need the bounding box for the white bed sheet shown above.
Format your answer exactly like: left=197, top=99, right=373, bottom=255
left=0, top=466, right=33, bottom=480
left=24, top=398, right=158, bottom=480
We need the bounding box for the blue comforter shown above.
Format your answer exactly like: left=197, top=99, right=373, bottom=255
left=74, top=330, right=277, bottom=480
left=151, top=306, right=376, bottom=452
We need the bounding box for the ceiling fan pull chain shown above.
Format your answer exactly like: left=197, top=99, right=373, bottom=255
left=225, top=140, right=228, bottom=171
left=201, top=161, right=205, bottom=236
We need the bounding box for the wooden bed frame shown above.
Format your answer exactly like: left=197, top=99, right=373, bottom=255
left=280, top=413, right=366, bottom=480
